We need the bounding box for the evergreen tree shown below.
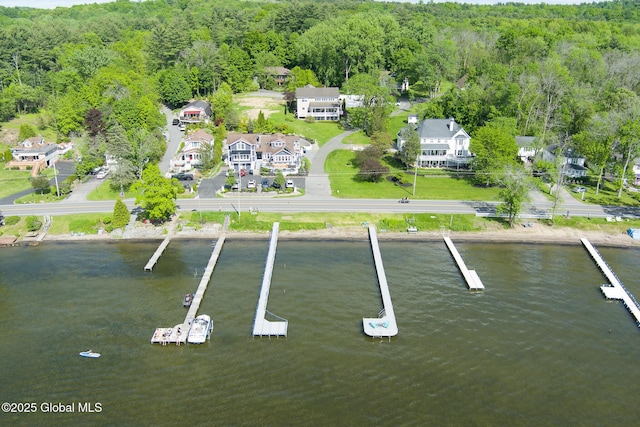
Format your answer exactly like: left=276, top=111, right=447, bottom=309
left=112, top=198, right=130, bottom=229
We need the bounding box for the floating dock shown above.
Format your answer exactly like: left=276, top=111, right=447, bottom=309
left=151, top=236, right=226, bottom=344
left=252, top=223, right=288, bottom=337
left=443, top=237, right=485, bottom=290
left=581, top=238, right=640, bottom=327
left=363, top=225, right=398, bottom=339
left=144, top=236, right=172, bottom=271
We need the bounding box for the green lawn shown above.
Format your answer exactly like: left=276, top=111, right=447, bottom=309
left=0, top=166, right=33, bottom=198
left=1, top=112, right=59, bottom=142
left=342, top=131, right=370, bottom=145
left=326, top=149, right=502, bottom=200
left=87, top=180, right=137, bottom=201
left=268, top=111, right=345, bottom=146
left=48, top=213, right=111, bottom=235
left=567, top=179, right=640, bottom=207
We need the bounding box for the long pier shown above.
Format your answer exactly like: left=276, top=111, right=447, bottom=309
left=443, top=237, right=485, bottom=290
left=362, top=225, right=398, bottom=338
left=252, top=223, right=288, bottom=337
left=581, top=238, right=640, bottom=327
left=144, top=236, right=172, bottom=271
left=151, top=236, right=226, bottom=345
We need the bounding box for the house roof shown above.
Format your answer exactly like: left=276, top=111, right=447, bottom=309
left=295, top=85, right=340, bottom=99
left=416, top=118, right=468, bottom=139
left=265, top=66, right=290, bottom=76
left=515, top=136, right=536, bottom=147
left=181, top=100, right=212, bottom=117
left=424, top=143, right=451, bottom=150
left=185, top=129, right=213, bottom=143
left=226, top=133, right=307, bottom=154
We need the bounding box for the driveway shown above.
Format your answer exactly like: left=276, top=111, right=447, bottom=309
left=305, top=130, right=356, bottom=199
left=158, top=105, right=183, bottom=175
left=0, top=160, right=76, bottom=204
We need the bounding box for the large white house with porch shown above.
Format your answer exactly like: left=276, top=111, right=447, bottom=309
left=224, top=133, right=308, bottom=175
left=397, top=118, right=473, bottom=168
left=295, top=85, right=341, bottom=121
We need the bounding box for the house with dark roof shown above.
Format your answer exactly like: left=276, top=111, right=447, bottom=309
left=397, top=118, right=472, bottom=168
left=542, top=145, right=588, bottom=179
left=7, top=136, right=59, bottom=175
left=224, top=132, right=308, bottom=175
left=170, top=129, right=214, bottom=172
left=295, top=85, right=341, bottom=121
left=179, top=100, right=212, bottom=124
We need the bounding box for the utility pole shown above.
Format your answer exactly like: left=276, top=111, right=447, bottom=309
left=52, top=160, right=60, bottom=197
left=412, top=154, right=419, bottom=196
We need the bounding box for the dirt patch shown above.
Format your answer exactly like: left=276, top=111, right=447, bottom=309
left=236, top=96, right=284, bottom=120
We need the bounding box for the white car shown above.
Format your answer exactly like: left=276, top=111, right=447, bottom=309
left=96, top=170, right=108, bottom=179
left=247, top=179, right=256, bottom=189
left=285, top=179, right=294, bottom=188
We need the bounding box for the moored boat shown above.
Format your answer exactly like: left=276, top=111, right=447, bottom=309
left=183, top=293, right=193, bottom=307
left=187, top=314, right=212, bottom=344
left=79, top=350, right=101, bottom=358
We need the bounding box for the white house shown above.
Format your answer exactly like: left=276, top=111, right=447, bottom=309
left=170, top=129, right=213, bottom=172
left=295, top=85, right=341, bottom=121
left=179, top=100, right=212, bottom=124
left=397, top=118, right=472, bottom=168
left=8, top=136, right=59, bottom=174
left=515, top=136, right=537, bottom=163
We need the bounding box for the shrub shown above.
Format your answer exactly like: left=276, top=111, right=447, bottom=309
left=4, top=216, right=20, bottom=226
left=26, top=216, right=42, bottom=232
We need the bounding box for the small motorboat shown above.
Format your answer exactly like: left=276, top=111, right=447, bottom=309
left=187, top=314, right=212, bottom=344
left=183, top=293, right=193, bottom=307
left=79, top=350, right=100, bottom=358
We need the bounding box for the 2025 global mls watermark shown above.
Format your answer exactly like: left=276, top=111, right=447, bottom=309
left=2, top=402, right=102, bottom=413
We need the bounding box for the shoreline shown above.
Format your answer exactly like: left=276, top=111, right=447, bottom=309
left=34, top=223, right=640, bottom=248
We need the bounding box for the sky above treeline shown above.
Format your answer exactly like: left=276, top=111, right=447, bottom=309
left=0, top=0, right=617, bottom=9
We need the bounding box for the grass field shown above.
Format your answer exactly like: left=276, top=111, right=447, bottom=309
left=325, top=150, right=502, bottom=200
left=268, top=111, right=345, bottom=146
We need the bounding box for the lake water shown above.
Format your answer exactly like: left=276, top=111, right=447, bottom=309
left=1, top=239, right=640, bottom=426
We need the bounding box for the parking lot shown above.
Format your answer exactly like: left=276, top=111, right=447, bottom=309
left=197, top=169, right=305, bottom=198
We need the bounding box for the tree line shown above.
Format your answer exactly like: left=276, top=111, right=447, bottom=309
left=0, top=0, right=639, bottom=223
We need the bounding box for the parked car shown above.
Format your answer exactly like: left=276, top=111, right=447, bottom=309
left=96, top=170, right=109, bottom=179
left=172, top=173, right=194, bottom=181
left=240, top=169, right=246, bottom=177
left=573, top=186, right=587, bottom=193
left=285, top=179, right=295, bottom=188
left=231, top=183, right=239, bottom=191
left=247, top=179, right=256, bottom=189
left=172, top=118, right=179, bottom=125
left=179, top=123, right=186, bottom=131
left=262, top=179, right=270, bottom=189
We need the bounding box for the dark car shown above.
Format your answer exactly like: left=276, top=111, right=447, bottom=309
left=172, top=173, right=194, bottom=181
left=172, top=118, right=179, bottom=125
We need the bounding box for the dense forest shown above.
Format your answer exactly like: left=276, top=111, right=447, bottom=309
left=1, top=0, right=639, bottom=195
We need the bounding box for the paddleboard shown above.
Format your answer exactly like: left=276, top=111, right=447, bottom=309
left=79, top=351, right=100, bottom=358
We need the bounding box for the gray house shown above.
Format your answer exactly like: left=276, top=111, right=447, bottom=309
left=542, top=145, right=588, bottom=179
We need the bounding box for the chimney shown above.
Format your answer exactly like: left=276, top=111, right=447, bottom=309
left=449, top=117, right=455, bottom=132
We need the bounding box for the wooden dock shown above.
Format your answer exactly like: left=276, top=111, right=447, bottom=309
left=252, top=223, right=288, bottom=337
left=443, top=237, right=485, bottom=291
left=151, top=236, right=226, bottom=345
left=144, top=236, right=171, bottom=271
left=581, top=238, right=640, bottom=327
left=363, top=225, right=398, bottom=338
